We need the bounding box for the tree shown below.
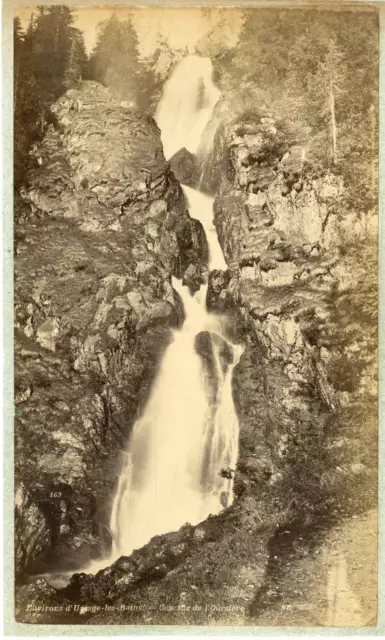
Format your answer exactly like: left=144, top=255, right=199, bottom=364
left=307, top=40, right=345, bottom=164
left=14, top=17, right=24, bottom=109
left=89, top=14, right=140, bottom=102
left=63, top=27, right=88, bottom=89
left=221, top=8, right=378, bottom=211
left=14, top=15, right=41, bottom=185
left=90, top=14, right=122, bottom=85
left=13, top=7, right=88, bottom=188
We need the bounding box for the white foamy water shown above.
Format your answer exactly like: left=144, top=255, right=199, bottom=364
left=155, top=55, right=220, bottom=159
left=182, top=185, right=227, bottom=271
left=81, top=56, right=241, bottom=576
left=106, top=281, right=241, bottom=562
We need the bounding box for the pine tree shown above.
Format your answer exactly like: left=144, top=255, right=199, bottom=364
left=14, top=17, right=24, bottom=109
left=13, top=6, right=88, bottom=188
left=307, top=40, right=345, bottom=165
left=114, top=17, right=140, bottom=100
left=63, top=27, right=88, bottom=89
left=14, top=16, right=41, bottom=185
left=222, top=8, right=377, bottom=211
left=90, top=14, right=123, bottom=85
left=89, top=14, right=141, bottom=103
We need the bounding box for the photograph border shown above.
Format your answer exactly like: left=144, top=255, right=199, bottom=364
left=3, top=0, right=384, bottom=635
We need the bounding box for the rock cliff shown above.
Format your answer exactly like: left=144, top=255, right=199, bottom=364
left=207, top=111, right=377, bottom=529
left=14, top=81, right=207, bottom=577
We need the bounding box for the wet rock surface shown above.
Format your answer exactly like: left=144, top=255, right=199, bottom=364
left=168, top=147, right=201, bottom=189
left=194, top=330, right=233, bottom=403
left=14, top=81, right=207, bottom=576
left=202, top=108, right=376, bottom=623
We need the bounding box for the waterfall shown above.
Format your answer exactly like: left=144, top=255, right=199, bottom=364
left=108, top=282, right=241, bottom=561
left=155, top=55, right=220, bottom=159
left=84, top=56, right=241, bottom=574
left=181, top=185, right=227, bottom=271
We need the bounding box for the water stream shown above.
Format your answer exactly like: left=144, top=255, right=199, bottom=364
left=155, top=54, right=221, bottom=159
left=108, top=280, right=241, bottom=561
left=83, top=55, right=241, bottom=573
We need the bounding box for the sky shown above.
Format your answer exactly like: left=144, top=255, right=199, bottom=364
left=15, top=6, right=242, bottom=57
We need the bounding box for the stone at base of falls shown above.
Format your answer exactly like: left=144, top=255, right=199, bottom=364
left=14, top=81, right=208, bottom=576
left=169, top=147, right=201, bottom=189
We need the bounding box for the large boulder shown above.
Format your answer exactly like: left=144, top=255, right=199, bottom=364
left=194, top=330, right=233, bottom=403
left=168, top=147, right=201, bottom=188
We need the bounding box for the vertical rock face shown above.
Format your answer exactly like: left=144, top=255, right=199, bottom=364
left=14, top=82, right=207, bottom=576
left=207, top=113, right=377, bottom=523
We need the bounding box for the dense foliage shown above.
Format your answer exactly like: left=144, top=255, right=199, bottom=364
left=218, top=8, right=378, bottom=212
left=89, top=14, right=183, bottom=114
left=14, top=7, right=87, bottom=187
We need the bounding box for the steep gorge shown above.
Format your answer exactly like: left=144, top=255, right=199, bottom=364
left=15, top=59, right=377, bottom=626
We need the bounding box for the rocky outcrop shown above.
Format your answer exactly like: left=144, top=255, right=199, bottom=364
left=168, top=147, right=201, bottom=189
left=206, top=112, right=377, bottom=529
left=14, top=81, right=207, bottom=576
left=194, top=331, right=233, bottom=404
left=16, top=496, right=272, bottom=625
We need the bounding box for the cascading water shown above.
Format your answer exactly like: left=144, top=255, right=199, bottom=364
left=85, top=55, right=242, bottom=573
left=155, top=55, right=221, bottom=159
left=108, top=280, right=242, bottom=561
left=182, top=185, right=227, bottom=271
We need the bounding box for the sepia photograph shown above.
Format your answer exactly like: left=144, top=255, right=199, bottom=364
left=10, top=2, right=379, bottom=628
